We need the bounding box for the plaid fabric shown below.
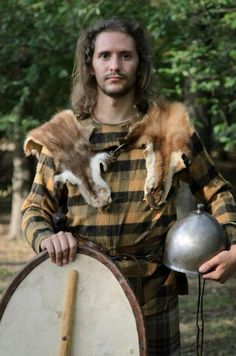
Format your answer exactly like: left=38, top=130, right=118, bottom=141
left=21, top=111, right=236, bottom=317
left=144, top=292, right=180, bottom=356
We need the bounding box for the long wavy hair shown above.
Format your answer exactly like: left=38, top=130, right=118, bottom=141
left=70, top=17, right=155, bottom=119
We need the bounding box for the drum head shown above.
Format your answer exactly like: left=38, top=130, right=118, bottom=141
left=0, top=246, right=146, bottom=356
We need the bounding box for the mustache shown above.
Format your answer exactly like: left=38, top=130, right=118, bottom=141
left=105, top=72, right=127, bottom=80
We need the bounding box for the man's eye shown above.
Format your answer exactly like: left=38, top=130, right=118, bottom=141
left=122, top=53, right=131, bottom=60
left=100, top=53, right=110, bottom=60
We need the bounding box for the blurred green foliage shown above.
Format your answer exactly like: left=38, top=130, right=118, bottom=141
left=0, top=0, right=235, bottom=150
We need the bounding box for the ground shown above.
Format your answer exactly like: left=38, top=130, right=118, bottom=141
left=179, top=274, right=236, bottom=355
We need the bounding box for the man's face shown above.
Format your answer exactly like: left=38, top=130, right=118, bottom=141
left=91, top=31, right=139, bottom=98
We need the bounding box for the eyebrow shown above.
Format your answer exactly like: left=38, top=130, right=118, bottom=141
left=97, top=49, right=135, bottom=55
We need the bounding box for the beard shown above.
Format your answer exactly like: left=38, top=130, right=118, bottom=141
left=97, top=76, right=136, bottom=98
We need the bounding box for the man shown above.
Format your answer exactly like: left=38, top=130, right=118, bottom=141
left=22, top=17, right=236, bottom=355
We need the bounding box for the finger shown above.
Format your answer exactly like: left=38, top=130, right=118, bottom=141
left=200, top=269, right=226, bottom=283
left=40, top=238, right=47, bottom=251
left=199, top=256, right=219, bottom=274
left=58, top=233, right=70, bottom=265
left=44, top=238, right=56, bottom=264
left=200, top=270, right=216, bottom=280
left=52, top=234, right=64, bottom=266
left=67, top=233, right=78, bottom=262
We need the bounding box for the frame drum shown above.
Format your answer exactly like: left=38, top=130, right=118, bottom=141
left=0, top=245, right=146, bottom=356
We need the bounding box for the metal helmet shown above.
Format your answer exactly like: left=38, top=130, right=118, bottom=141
left=163, top=204, right=229, bottom=274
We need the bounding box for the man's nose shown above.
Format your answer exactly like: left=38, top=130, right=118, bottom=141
left=109, top=55, right=121, bottom=71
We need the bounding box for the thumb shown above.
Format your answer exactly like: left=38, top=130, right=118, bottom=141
left=199, top=255, right=218, bottom=274
left=40, top=237, right=49, bottom=251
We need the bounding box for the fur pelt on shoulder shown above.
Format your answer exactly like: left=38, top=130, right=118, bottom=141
left=24, top=102, right=194, bottom=209
left=24, top=110, right=112, bottom=209
left=122, top=101, right=194, bottom=208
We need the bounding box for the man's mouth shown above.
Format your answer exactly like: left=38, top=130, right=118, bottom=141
left=105, top=73, right=126, bottom=80
left=107, top=76, right=122, bottom=80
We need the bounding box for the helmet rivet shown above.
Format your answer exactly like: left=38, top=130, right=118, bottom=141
left=197, top=203, right=205, bottom=214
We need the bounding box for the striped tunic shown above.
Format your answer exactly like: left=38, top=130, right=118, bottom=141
left=21, top=114, right=236, bottom=316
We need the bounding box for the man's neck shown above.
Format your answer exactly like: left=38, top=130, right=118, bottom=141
left=93, top=92, right=138, bottom=125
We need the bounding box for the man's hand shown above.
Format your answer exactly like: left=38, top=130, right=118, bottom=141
left=40, top=232, right=77, bottom=266
left=199, top=245, right=236, bottom=283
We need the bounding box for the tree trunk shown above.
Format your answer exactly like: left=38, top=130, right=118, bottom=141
left=7, top=144, right=32, bottom=240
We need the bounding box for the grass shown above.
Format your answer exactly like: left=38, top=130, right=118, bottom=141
left=0, top=266, right=20, bottom=295
left=179, top=274, right=236, bottom=355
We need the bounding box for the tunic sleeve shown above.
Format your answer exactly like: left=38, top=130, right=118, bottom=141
left=188, top=132, right=236, bottom=243
left=21, top=147, right=59, bottom=253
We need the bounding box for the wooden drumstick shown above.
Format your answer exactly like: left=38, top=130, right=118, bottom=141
left=59, top=269, right=78, bottom=356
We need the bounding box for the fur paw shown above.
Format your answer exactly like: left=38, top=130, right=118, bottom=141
left=144, top=176, right=157, bottom=195
left=145, top=189, right=165, bottom=209
left=54, top=170, right=82, bottom=186
left=91, top=152, right=111, bottom=173
left=94, top=187, right=112, bottom=208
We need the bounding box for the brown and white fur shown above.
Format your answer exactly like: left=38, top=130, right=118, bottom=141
left=24, top=102, right=194, bottom=210
left=24, top=110, right=112, bottom=209
left=121, top=101, right=194, bottom=208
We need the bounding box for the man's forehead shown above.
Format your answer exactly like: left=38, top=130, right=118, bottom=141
left=94, top=31, right=137, bottom=52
